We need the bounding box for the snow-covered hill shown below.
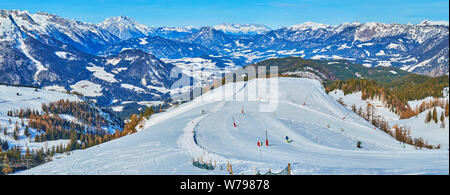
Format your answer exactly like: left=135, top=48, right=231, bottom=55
left=0, top=85, right=80, bottom=153
left=329, top=89, right=449, bottom=148
left=0, top=84, right=122, bottom=156
left=18, top=78, right=449, bottom=175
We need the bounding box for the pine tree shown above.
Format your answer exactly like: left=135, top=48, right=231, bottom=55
left=13, top=126, right=19, bottom=140
left=425, top=110, right=432, bottom=123
left=445, top=101, right=449, bottom=117
left=25, top=148, right=31, bottom=159
left=24, top=126, right=30, bottom=138
left=432, top=107, right=438, bottom=123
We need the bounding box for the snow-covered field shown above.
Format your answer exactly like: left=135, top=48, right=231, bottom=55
left=18, top=78, right=449, bottom=175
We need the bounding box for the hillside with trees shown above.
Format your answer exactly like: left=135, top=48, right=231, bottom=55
left=249, top=57, right=411, bottom=85
left=1, top=97, right=158, bottom=174
left=326, top=74, right=449, bottom=117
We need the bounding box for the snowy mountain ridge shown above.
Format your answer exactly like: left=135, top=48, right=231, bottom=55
left=96, top=14, right=448, bottom=76
left=97, top=15, right=154, bottom=40
left=213, top=23, right=271, bottom=35
left=0, top=9, right=120, bottom=54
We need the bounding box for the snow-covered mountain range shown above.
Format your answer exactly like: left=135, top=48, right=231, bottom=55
left=212, top=23, right=271, bottom=35
left=96, top=15, right=448, bottom=76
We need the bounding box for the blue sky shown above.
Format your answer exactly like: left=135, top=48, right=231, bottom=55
left=1, top=0, right=448, bottom=28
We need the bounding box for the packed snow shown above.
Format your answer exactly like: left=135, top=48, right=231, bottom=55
left=18, top=78, right=449, bottom=175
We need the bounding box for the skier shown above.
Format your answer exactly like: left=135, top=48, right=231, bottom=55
left=285, top=136, right=293, bottom=143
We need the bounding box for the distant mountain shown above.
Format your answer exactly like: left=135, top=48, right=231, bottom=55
left=149, top=26, right=201, bottom=40
left=212, top=23, right=271, bottom=35
left=97, top=16, right=202, bottom=40
left=101, top=36, right=215, bottom=59
left=180, top=26, right=235, bottom=51
left=0, top=9, right=120, bottom=54
left=102, top=49, right=175, bottom=88
left=264, top=21, right=449, bottom=76
left=97, top=15, right=154, bottom=40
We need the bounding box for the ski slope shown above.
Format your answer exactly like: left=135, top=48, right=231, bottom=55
left=18, top=78, right=449, bottom=175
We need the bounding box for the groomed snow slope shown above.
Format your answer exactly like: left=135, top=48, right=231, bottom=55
left=19, top=78, right=449, bottom=175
